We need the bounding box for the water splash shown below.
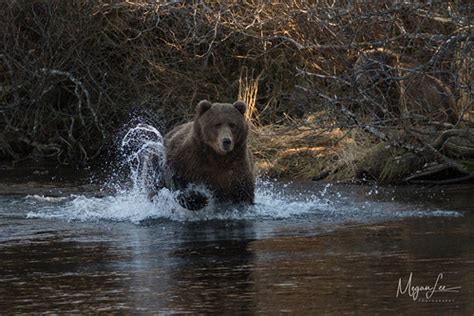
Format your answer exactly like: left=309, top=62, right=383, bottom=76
left=119, top=123, right=166, bottom=194
left=26, top=123, right=462, bottom=224
left=25, top=180, right=325, bottom=223
left=25, top=178, right=461, bottom=224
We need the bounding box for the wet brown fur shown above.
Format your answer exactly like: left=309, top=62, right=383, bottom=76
left=164, top=100, right=255, bottom=203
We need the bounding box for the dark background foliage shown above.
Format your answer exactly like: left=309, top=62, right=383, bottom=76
left=0, top=1, right=472, bottom=172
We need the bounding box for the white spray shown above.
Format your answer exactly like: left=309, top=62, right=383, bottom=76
left=120, top=123, right=166, bottom=195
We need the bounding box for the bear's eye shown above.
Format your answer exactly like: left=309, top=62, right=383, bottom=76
left=229, top=123, right=237, bottom=130
left=214, top=123, right=222, bottom=129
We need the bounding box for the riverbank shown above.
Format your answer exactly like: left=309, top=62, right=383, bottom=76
left=1, top=1, right=472, bottom=184
left=251, top=123, right=474, bottom=184
left=2, top=121, right=473, bottom=186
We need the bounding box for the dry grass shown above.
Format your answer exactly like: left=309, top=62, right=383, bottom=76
left=252, top=126, right=434, bottom=183
left=251, top=122, right=351, bottom=179
left=0, top=1, right=472, bottom=182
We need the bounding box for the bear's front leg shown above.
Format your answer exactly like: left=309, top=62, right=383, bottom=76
left=234, top=180, right=255, bottom=204
left=177, top=189, right=209, bottom=211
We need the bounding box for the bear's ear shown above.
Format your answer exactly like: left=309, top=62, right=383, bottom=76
left=196, top=100, right=212, bottom=115
left=233, top=100, right=246, bottom=115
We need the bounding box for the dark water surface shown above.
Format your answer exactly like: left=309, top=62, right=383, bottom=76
left=0, top=167, right=473, bottom=314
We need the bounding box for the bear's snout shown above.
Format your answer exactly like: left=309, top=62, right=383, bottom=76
left=222, top=138, right=232, bottom=150
left=216, top=126, right=234, bottom=154
left=219, top=135, right=233, bottom=153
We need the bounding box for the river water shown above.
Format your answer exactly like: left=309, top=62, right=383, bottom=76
left=0, top=165, right=472, bottom=314
left=1, top=124, right=473, bottom=314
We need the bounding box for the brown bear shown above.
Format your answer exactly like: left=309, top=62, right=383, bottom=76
left=353, top=48, right=459, bottom=123
left=163, top=100, right=255, bottom=210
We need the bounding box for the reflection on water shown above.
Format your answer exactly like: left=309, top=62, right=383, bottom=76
left=0, top=179, right=473, bottom=314
left=250, top=217, right=473, bottom=314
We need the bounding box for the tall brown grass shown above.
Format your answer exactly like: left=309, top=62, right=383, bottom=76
left=0, top=1, right=472, bottom=182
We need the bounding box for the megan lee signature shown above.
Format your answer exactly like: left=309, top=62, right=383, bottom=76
left=396, top=272, right=461, bottom=301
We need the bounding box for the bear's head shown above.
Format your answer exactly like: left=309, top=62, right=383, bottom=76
left=194, top=100, right=248, bottom=155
